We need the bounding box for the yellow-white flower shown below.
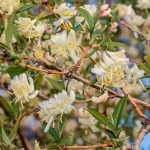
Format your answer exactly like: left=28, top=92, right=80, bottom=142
left=136, top=0, right=150, bottom=9
left=33, top=44, right=45, bottom=61
left=14, top=17, right=46, bottom=40
left=91, top=51, right=129, bottom=87
left=34, top=141, right=41, bottom=150
left=38, top=90, right=76, bottom=132
left=78, top=116, right=100, bottom=132
left=124, top=63, right=145, bottom=84
left=10, top=73, right=38, bottom=106
left=53, top=3, right=77, bottom=26
left=0, top=31, right=16, bottom=44
left=50, top=29, right=82, bottom=64
left=0, top=0, right=20, bottom=15
left=66, top=79, right=83, bottom=95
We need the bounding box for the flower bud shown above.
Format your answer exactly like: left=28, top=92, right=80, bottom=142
left=43, top=34, right=51, bottom=40
left=1, top=74, right=6, bottom=84
left=92, top=91, right=109, bottom=104
left=79, top=107, right=84, bottom=118
left=100, top=4, right=111, bottom=17
left=110, top=22, right=118, bottom=33
left=1, top=73, right=10, bottom=84
left=43, top=52, right=55, bottom=65
left=92, top=97, right=97, bottom=103
left=79, top=107, right=90, bottom=118
left=84, top=110, right=90, bottom=118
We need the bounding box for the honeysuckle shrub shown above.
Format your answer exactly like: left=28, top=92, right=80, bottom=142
left=0, top=0, right=150, bottom=149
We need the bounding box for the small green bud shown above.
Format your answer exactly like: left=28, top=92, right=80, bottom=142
left=19, top=53, right=25, bottom=61
left=42, top=34, right=51, bottom=40
left=10, top=52, right=16, bottom=58
left=1, top=64, right=7, bottom=68
left=13, top=60, right=20, bottom=65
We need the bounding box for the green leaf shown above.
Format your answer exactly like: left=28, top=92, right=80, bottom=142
left=87, top=109, right=115, bottom=131
left=140, top=75, right=150, bottom=79
left=47, top=141, right=59, bottom=148
left=112, top=95, right=128, bottom=130
left=145, top=53, right=150, bottom=68
left=13, top=25, right=27, bottom=49
left=0, top=42, right=9, bottom=49
left=85, top=49, right=96, bottom=58
left=9, top=111, right=22, bottom=141
left=57, top=114, right=67, bottom=134
left=111, top=17, right=119, bottom=22
left=61, top=136, right=71, bottom=145
left=101, top=42, right=130, bottom=50
left=83, top=134, right=94, bottom=145
left=130, top=36, right=145, bottom=48
left=139, top=63, right=150, bottom=75
left=28, top=56, right=36, bottom=67
left=70, top=16, right=76, bottom=28
left=34, top=74, right=43, bottom=90
left=0, top=17, right=4, bottom=37
left=6, top=66, right=28, bottom=76
left=76, top=8, right=92, bottom=26
left=105, top=129, right=116, bottom=139
left=107, top=36, right=115, bottom=52
left=109, top=109, right=114, bottom=125
left=46, top=77, right=64, bottom=91
left=43, top=122, right=59, bottom=140
left=116, top=128, right=123, bottom=138
left=40, top=14, right=56, bottom=20
left=6, top=11, right=15, bottom=48
left=0, top=96, right=14, bottom=115
left=0, top=120, right=11, bottom=145
left=94, top=5, right=100, bottom=25
left=88, top=78, right=97, bottom=86
left=67, top=131, right=75, bottom=146
left=16, top=4, right=36, bottom=14
left=13, top=102, right=20, bottom=117
left=74, top=20, right=85, bottom=32
left=75, top=94, right=87, bottom=100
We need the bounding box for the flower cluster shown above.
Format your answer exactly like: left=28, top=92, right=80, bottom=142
left=14, top=18, right=46, bottom=40
left=91, top=50, right=129, bottom=87
left=53, top=3, right=77, bottom=26
left=10, top=73, right=39, bottom=107
left=38, top=90, right=76, bottom=132
left=49, top=29, right=82, bottom=64
left=0, top=0, right=20, bottom=15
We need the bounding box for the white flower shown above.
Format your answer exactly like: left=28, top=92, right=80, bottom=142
left=10, top=73, right=39, bottom=107
left=91, top=51, right=128, bottom=87
left=116, top=4, right=135, bottom=17
left=53, top=3, right=77, bottom=26
left=106, top=50, right=129, bottom=67
left=78, top=116, right=100, bottom=132
left=38, top=90, right=76, bottom=132
left=49, top=90, right=76, bottom=115
left=38, top=100, right=56, bottom=133
left=0, top=32, right=16, bottom=44
left=0, top=0, right=20, bottom=15
left=136, top=0, right=150, bottom=9
left=124, top=64, right=145, bottom=84
left=14, top=17, right=46, bottom=40
left=50, top=29, right=82, bottom=64
left=66, top=79, right=83, bottom=95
